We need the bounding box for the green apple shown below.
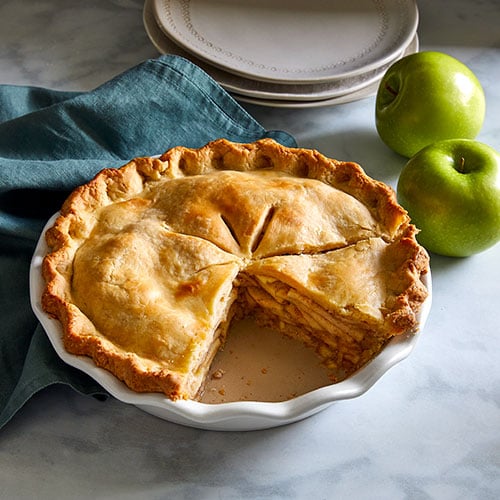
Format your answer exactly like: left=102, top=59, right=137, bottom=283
left=397, top=139, right=500, bottom=257
left=376, top=51, right=486, bottom=158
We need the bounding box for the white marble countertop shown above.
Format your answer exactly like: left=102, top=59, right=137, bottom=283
left=1, top=1, right=499, bottom=498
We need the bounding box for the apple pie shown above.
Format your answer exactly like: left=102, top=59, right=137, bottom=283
left=42, top=139, right=429, bottom=400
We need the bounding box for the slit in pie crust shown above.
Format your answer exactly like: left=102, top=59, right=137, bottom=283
left=41, top=139, right=429, bottom=401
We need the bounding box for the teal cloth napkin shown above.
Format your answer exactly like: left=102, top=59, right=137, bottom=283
left=0, top=55, right=296, bottom=430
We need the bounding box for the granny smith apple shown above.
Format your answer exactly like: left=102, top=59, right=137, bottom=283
left=376, top=52, right=486, bottom=158
left=397, top=139, right=500, bottom=257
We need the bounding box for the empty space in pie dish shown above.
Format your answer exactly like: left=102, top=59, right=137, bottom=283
left=201, top=318, right=337, bottom=403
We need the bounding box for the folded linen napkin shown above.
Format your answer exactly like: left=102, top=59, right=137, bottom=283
left=0, top=55, right=296, bottom=430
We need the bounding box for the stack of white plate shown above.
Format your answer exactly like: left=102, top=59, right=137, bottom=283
left=143, top=0, right=419, bottom=108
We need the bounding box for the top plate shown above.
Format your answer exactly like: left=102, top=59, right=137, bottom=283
left=153, top=0, right=419, bottom=84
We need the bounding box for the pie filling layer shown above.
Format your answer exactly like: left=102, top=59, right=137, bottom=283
left=42, top=139, right=429, bottom=400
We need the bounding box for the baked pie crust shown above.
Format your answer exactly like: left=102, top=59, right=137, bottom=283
left=42, top=139, right=429, bottom=400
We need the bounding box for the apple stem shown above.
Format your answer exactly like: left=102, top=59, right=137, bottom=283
left=458, top=156, right=466, bottom=173
left=386, top=84, right=398, bottom=97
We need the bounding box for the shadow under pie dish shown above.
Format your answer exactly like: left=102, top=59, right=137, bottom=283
left=35, top=138, right=431, bottom=429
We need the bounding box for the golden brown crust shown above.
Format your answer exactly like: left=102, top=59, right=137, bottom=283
left=41, top=138, right=429, bottom=400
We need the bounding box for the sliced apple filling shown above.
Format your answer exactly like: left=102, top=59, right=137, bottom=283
left=239, top=236, right=420, bottom=377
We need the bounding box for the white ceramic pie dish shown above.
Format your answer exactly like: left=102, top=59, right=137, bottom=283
left=31, top=213, right=432, bottom=431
